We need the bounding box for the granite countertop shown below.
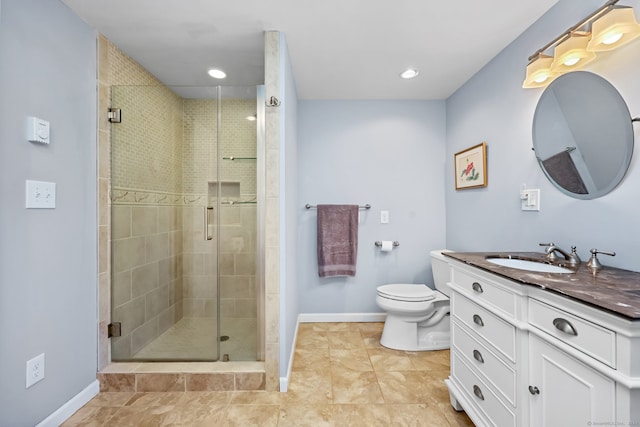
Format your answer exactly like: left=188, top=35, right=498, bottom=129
left=443, top=251, right=640, bottom=320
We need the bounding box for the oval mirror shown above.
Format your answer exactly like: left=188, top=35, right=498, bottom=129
left=533, top=71, right=634, bottom=199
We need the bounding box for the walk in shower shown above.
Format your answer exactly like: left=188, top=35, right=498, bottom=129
left=109, top=85, right=264, bottom=362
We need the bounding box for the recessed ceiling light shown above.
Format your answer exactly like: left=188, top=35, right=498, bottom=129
left=207, top=68, right=227, bottom=79
left=400, top=68, right=419, bottom=79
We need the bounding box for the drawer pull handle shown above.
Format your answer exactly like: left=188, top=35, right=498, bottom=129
left=528, top=385, right=540, bottom=395
left=553, top=318, right=578, bottom=336
left=472, top=282, right=483, bottom=293
left=473, top=314, right=484, bottom=327
left=473, top=385, right=485, bottom=400
left=473, top=349, right=484, bottom=364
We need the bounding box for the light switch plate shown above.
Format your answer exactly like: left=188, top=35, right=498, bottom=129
left=521, top=189, right=540, bottom=211
left=26, top=180, right=56, bottom=209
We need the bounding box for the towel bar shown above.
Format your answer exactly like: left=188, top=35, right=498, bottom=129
left=305, top=204, right=371, bottom=210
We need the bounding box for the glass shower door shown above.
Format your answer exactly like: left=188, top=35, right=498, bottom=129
left=180, top=88, right=221, bottom=361
left=109, top=84, right=262, bottom=362
left=217, top=86, right=260, bottom=361
left=110, top=85, right=220, bottom=361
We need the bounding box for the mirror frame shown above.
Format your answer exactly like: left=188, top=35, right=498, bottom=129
left=532, top=71, right=634, bottom=200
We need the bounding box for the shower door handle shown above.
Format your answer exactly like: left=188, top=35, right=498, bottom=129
left=205, top=206, right=213, bottom=240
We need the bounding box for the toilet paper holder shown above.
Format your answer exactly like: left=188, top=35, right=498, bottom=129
left=375, top=241, right=400, bottom=247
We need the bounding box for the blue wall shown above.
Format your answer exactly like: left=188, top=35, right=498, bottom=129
left=295, top=0, right=640, bottom=318
left=0, top=0, right=97, bottom=424
left=445, top=0, right=640, bottom=271
left=297, top=100, right=446, bottom=313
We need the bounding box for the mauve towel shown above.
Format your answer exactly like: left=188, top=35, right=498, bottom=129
left=542, top=150, right=588, bottom=194
left=317, top=204, right=359, bottom=277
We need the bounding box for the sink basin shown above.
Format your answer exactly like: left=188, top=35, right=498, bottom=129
left=486, top=257, right=573, bottom=273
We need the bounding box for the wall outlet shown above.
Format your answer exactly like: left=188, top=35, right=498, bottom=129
left=26, top=353, right=45, bottom=388
left=380, top=210, right=389, bottom=224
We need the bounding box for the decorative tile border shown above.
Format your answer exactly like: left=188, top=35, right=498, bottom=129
left=110, top=186, right=204, bottom=206
left=110, top=186, right=258, bottom=206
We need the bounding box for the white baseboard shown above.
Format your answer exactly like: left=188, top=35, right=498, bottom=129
left=37, top=380, right=99, bottom=427
left=279, top=376, right=288, bottom=392
left=279, top=318, right=300, bottom=393
left=298, top=312, right=386, bottom=323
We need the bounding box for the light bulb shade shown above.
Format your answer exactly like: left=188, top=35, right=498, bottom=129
left=551, top=33, right=596, bottom=72
left=523, top=55, right=556, bottom=88
left=587, top=7, right=640, bottom=52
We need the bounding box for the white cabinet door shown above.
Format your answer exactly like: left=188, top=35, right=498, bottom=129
left=529, top=335, right=615, bottom=427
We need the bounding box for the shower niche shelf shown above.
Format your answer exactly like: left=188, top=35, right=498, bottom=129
left=208, top=181, right=240, bottom=200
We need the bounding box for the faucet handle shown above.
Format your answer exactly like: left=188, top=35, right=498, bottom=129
left=568, top=246, right=581, bottom=266
left=586, top=248, right=616, bottom=274
left=591, top=248, right=616, bottom=257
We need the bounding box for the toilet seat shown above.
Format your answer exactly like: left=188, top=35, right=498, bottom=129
left=377, top=284, right=436, bottom=302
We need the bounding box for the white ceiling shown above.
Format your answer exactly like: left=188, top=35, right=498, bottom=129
left=60, top=0, right=559, bottom=100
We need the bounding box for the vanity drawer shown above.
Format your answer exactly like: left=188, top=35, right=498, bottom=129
left=452, top=268, right=516, bottom=317
left=451, top=353, right=516, bottom=427
left=452, top=319, right=516, bottom=406
left=452, top=292, right=516, bottom=362
left=529, top=298, right=616, bottom=368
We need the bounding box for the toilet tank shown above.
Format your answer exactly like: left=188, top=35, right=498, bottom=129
left=430, top=250, right=452, bottom=297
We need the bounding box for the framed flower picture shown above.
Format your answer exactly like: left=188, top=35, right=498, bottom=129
left=455, top=142, right=487, bottom=190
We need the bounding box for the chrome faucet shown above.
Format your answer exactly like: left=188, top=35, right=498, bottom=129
left=539, top=243, right=581, bottom=267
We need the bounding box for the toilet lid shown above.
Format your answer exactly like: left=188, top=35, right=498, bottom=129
left=377, top=284, right=436, bottom=302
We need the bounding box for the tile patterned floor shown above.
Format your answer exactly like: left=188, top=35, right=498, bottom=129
left=63, top=322, right=474, bottom=426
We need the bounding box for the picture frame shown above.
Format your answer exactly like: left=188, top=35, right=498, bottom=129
left=454, top=142, right=487, bottom=190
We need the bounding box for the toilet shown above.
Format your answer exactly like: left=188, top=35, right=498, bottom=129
left=376, top=250, right=451, bottom=351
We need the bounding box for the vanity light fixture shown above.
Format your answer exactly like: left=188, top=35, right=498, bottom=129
left=523, top=54, right=556, bottom=88
left=550, top=32, right=596, bottom=72
left=400, top=68, right=419, bottom=79
left=207, top=68, right=226, bottom=79
left=523, top=0, right=640, bottom=89
left=587, top=6, right=640, bottom=51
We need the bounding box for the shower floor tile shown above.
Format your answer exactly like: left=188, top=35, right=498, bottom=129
left=131, top=317, right=256, bottom=361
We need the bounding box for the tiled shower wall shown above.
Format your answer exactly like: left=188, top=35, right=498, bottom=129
left=181, top=98, right=258, bottom=322
left=97, top=36, right=178, bottom=367
left=181, top=99, right=218, bottom=319
left=109, top=73, right=186, bottom=360
left=218, top=99, right=258, bottom=324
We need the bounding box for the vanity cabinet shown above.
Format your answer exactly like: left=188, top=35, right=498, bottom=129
left=529, top=334, right=615, bottom=426
left=445, top=258, right=640, bottom=427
